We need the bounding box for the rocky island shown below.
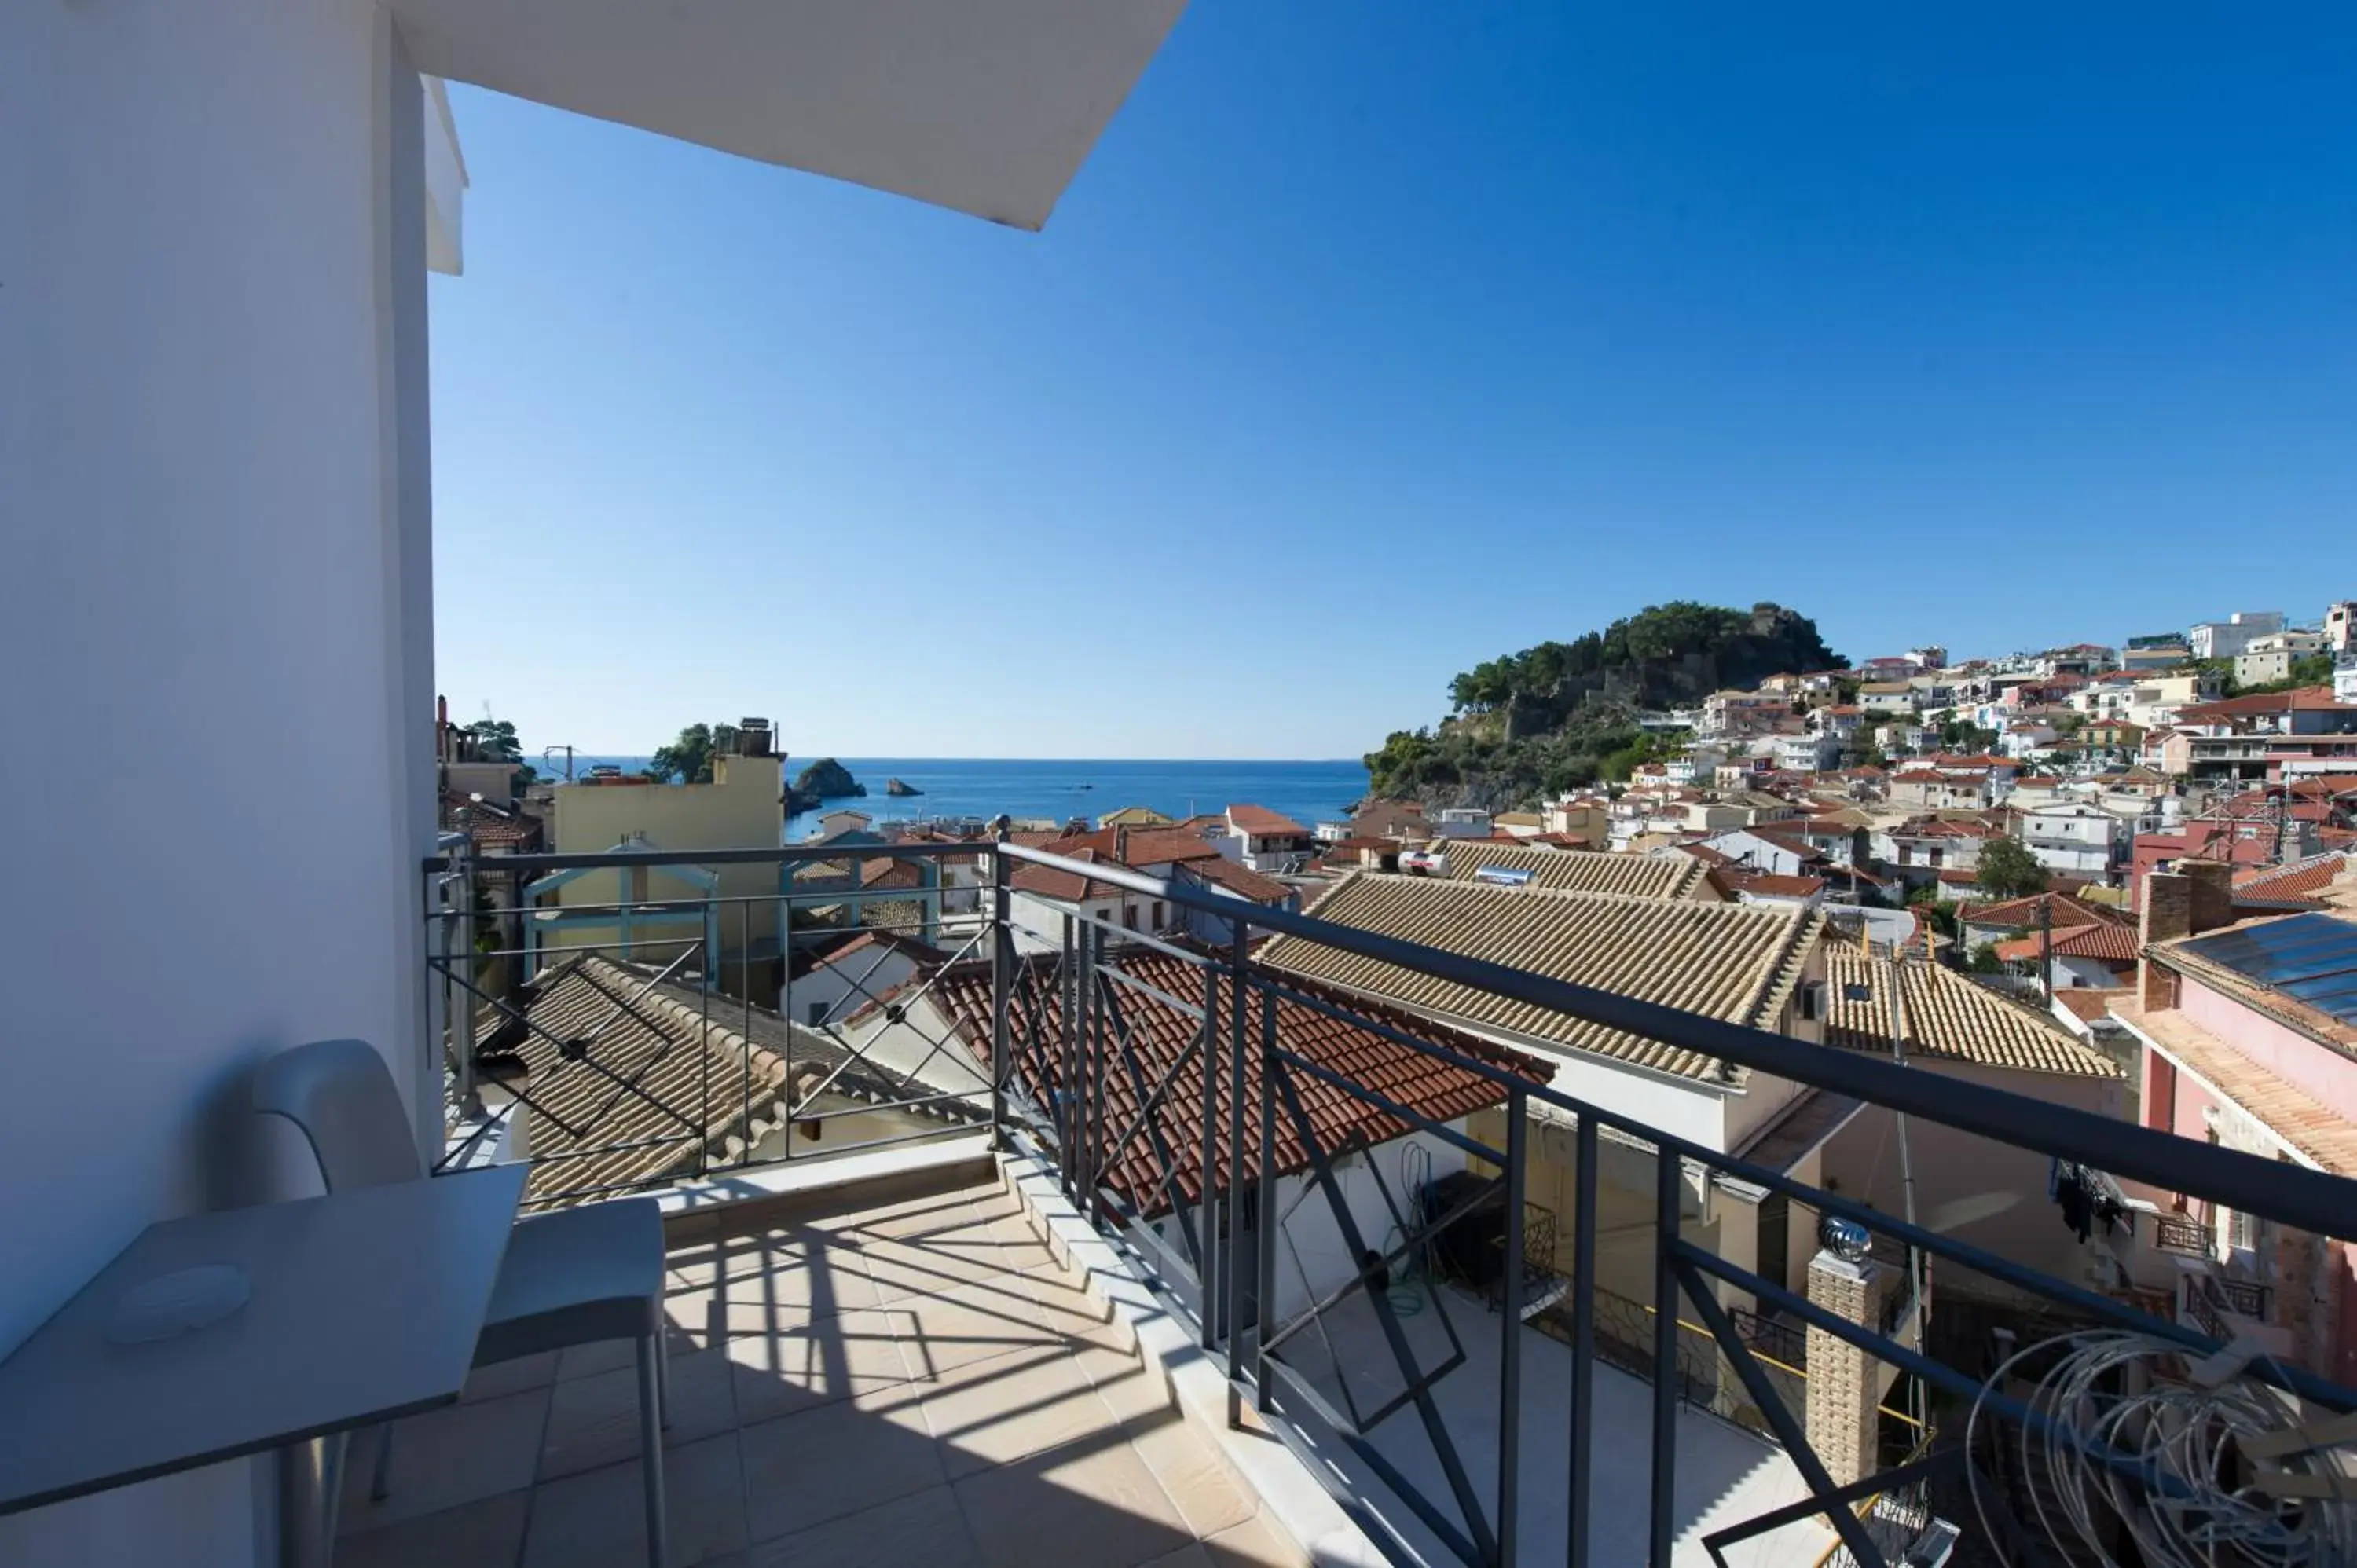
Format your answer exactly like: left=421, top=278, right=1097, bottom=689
left=885, top=778, right=922, bottom=797
left=785, top=757, right=866, bottom=814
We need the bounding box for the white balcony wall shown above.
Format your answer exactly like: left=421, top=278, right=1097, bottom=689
left=2, top=2, right=439, bottom=1562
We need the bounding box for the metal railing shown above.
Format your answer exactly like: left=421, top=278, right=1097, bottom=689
left=421, top=834, right=2357, bottom=1567
left=2151, top=1211, right=2212, bottom=1257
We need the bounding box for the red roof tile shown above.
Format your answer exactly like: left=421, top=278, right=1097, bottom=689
left=1183, top=856, right=1293, bottom=905
left=1227, top=804, right=1308, bottom=837
left=924, top=951, right=1550, bottom=1213
left=1993, top=925, right=2141, bottom=965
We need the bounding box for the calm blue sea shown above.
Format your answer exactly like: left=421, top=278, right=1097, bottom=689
left=548, top=757, right=1372, bottom=841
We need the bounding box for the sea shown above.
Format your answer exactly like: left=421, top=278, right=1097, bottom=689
left=546, top=757, right=1373, bottom=841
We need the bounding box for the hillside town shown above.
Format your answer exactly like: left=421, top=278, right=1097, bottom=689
left=406, top=599, right=2357, bottom=1562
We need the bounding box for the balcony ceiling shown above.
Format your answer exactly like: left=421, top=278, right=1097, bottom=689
left=390, top=0, right=1187, bottom=231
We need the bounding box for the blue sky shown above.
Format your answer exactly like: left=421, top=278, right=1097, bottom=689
left=431, top=3, right=2355, bottom=760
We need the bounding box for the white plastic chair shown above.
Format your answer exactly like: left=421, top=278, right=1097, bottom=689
left=253, top=1039, right=669, bottom=1566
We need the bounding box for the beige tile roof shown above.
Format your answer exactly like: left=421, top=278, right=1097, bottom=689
left=478, top=957, right=976, bottom=1205
left=1258, top=873, right=1820, bottom=1083
left=1431, top=841, right=1710, bottom=900
left=2112, top=999, right=2357, bottom=1175
left=1821, top=947, right=2117, bottom=1078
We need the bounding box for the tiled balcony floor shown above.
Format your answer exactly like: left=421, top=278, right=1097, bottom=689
left=335, top=1176, right=1301, bottom=1568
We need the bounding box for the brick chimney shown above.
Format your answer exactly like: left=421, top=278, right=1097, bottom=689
left=2140, top=869, right=2193, bottom=1011
left=1803, top=1250, right=1883, bottom=1487
left=2182, top=857, right=2235, bottom=936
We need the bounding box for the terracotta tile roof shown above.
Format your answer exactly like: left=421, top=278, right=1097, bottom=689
left=923, top=951, right=1550, bottom=1213
left=1009, top=847, right=1137, bottom=903
left=1259, top=874, right=1822, bottom=1084
left=1182, top=855, right=1293, bottom=905
left=478, top=957, right=976, bottom=1204
left=1992, top=925, right=2141, bottom=965
left=2177, top=687, right=2351, bottom=721
left=1721, top=871, right=1826, bottom=899
left=440, top=792, right=543, bottom=851
left=1227, top=804, right=1308, bottom=837
left=2232, top=852, right=2352, bottom=902
left=1032, top=826, right=1228, bottom=868
left=2112, top=999, right=2357, bottom=1174
left=1959, top=892, right=2128, bottom=931
left=861, top=856, right=926, bottom=890
left=1823, top=948, right=2117, bottom=1077
left=812, top=928, right=951, bottom=968
left=1936, top=868, right=1986, bottom=885
left=1432, top=841, right=1710, bottom=899
left=2053, top=987, right=2132, bottom=1024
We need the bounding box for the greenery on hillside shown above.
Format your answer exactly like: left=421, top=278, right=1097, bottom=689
left=1365, top=601, right=1843, bottom=807
left=2205, top=650, right=2337, bottom=698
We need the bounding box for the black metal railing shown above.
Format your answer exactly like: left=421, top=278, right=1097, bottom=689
left=2213, top=1274, right=2273, bottom=1320
left=420, top=834, right=2357, bottom=1568
left=2152, top=1211, right=2212, bottom=1256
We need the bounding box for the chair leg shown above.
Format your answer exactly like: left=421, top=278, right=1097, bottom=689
left=655, top=1323, right=673, bottom=1428
left=636, top=1332, right=669, bottom=1568
left=370, top=1420, right=395, bottom=1503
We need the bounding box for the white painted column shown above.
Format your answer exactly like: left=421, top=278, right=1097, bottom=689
left=0, top=2, right=439, bottom=1561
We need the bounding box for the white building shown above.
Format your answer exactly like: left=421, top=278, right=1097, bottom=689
left=1772, top=732, right=1842, bottom=773
left=2017, top=803, right=2121, bottom=879
left=2188, top=611, right=2286, bottom=661
left=3, top=5, right=1183, bottom=1562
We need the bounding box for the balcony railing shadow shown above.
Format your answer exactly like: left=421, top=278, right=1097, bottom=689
left=420, top=835, right=2357, bottom=1568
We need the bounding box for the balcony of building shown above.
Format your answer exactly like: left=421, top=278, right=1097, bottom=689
left=365, top=837, right=2357, bottom=1568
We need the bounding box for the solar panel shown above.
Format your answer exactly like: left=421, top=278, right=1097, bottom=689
left=2179, top=913, right=2357, bottom=1025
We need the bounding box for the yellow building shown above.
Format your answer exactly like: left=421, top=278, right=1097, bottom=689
left=532, top=751, right=785, bottom=991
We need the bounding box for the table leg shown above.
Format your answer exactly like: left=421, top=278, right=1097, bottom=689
left=276, top=1431, right=345, bottom=1568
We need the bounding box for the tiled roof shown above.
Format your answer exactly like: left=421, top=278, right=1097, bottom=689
left=2177, top=686, right=2349, bottom=720
left=1432, top=841, right=1710, bottom=899
left=1822, top=948, right=2117, bottom=1077
left=1959, top=892, right=2127, bottom=931
left=1031, top=826, right=1228, bottom=868
left=478, top=957, right=975, bottom=1204
left=923, top=951, right=1550, bottom=1213
left=1182, top=855, right=1293, bottom=904
left=1721, top=871, right=1826, bottom=899
left=1227, top=804, right=1308, bottom=837
left=1992, top=925, right=2141, bottom=965
left=2231, top=852, right=2351, bottom=902
left=1009, top=847, right=1135, bottom=903
left=813, top=928, right=951, bottom=968
left=2053, top=987, right=2132, bottom=1025
left=861, top=856, right=926, bottom=890
left=1259, top=874, right=1821, bottom=1083
left=440, top=792, right=543, bottom=850
left=2112, top=1000, right=2357, bottom=1174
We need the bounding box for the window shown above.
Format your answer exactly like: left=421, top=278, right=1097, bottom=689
left=807, top=1001, right=827, bottom=1028
left=1152, top=901, right=1166, bottom=929
left=1123, top=904, right=1138, bottom=931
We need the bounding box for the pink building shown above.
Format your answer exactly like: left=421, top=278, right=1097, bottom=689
left=2110, top=862, right=2357, bottom=1383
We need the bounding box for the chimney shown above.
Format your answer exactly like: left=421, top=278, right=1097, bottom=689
left=2139, top=870, right=2196, bottom=1012
left=1115, top=825, right=1131, bottom=865
left=2182, top=858, right=2235, bottom=936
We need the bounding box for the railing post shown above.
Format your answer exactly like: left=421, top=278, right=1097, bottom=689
left=1200, top=965, right=1221, bottom=1354
left=1060, top=911, right=1078, bottom=1207
left=990, top=848, right=1011, bottom=1150
left=1649, top=1151, right=1682, bottom=1566
left=1567, top=1116, right=1598, bottom=1568
left=1220, top=919, right=1248, bottom=1358
left=1497, top=1086, right=1527, bottom=1567
left=1253, top=986, right=1280, bottom=1416
left=1225, top=937, right=1255, bottom=1415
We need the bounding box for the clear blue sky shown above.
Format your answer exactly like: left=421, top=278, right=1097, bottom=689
left=431, top=3, right=2355, bottom=760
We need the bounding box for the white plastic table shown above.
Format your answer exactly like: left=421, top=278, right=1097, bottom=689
left=0, top=1164, right=527, bottom=1552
